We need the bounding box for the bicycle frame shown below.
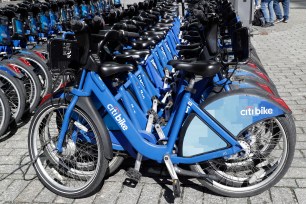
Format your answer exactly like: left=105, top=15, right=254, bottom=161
left=57, top=69, right=242, bottom=164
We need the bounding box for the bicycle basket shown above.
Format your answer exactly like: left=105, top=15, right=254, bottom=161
left=47, top=38, right=80, bottom=74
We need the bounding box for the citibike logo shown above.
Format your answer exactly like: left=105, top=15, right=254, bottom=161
left=137, top=74, right=145, bottom=88
left=240, top=106, right=273, bottom=116
left=107, top=104, right=128, bottom=130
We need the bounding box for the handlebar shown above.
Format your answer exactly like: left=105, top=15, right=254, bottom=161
left=122, top=31, right=140, bottom=38
left=112, top=23, right=138, bottom=32
left=70, top=19, right=87, bottom=32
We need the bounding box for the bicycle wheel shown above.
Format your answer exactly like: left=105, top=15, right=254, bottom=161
left=190, top=115, right=296, bottom=197
left=107, top=152, right=125, bottom=175
left=0, top=90, right=10, bottom=136
left=28, top=99, right=108, bottom=198
left=5, top=61, right=42, bottom=113
left=0, top=70, right=26, bottom=123
left=14, top=54, right=52, bottom=97
left=52, top=73, right=74, bottom=92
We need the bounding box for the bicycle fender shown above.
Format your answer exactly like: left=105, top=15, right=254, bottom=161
left=200, top=89, right=291, bottom=137
left=16, top=51, right=48, bottom=64
left=75, top=96, right=113, bottom=160
left=0, top=64, right=24, bottom=78
left=39, top=87, right=67, bottom=106
left=8, top=58, right=35, bottom=71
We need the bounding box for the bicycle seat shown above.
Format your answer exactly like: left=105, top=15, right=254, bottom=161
left=98, top=62, right=135, bottom=77
left=132, top=40, right=156, bottom=49
left=168, top=60, right=221, bottom=77
left=160, top=19, right=173, bottom=24
left=144, top=31, right=165, bottom=37
left=183, top=35, right=202, bottom=42
left=155, top=23, right=173, bottom=27
left=149, top=27, right=169, bottom=32
left=114, top=50, right=149, bottom=63
left=122, top=49, right=150, bottom=57
left=168, top=58, right=197, bottom=66
left=176, top=43, right=201, bottom=50
left=179, top=47, right=202, bottom=57
left=140, top=35, right=161, bottom=41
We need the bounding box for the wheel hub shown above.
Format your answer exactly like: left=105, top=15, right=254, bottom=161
left=238, top=140, right=251, bottom=159
left=62, top=139, right=76, bottom=157
left=226, top=140, right=251, bottom=161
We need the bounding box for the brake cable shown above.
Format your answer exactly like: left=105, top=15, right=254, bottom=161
left=212, top=59, right=239, bottom=93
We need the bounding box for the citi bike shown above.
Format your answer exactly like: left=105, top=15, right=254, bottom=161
left=28, top=17, right=296, bottom=199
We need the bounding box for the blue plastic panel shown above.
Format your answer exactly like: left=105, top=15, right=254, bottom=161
left=183, top=116, right=227, bottom=156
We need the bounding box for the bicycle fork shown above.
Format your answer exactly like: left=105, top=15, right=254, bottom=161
left=56, top=95, right=79, bottom=153
left=56, top=69, right=88, bottom=153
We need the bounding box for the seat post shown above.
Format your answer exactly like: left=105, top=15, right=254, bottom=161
left=184, top=76, right=196, bottom=94
left=188, top=78, right=195, bottom=90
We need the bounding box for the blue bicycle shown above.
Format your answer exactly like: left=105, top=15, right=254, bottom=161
left=28, top=18, right=295, bottom=199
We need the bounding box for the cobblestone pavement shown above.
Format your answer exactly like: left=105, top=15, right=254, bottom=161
left=0, top=1, right=306, bottom=204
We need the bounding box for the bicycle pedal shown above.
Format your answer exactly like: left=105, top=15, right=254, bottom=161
left=126, top=167, right=142, bottom=183
left=123, top=178, right=138, bottom=188
left=173, top=179, right=181, bottom=198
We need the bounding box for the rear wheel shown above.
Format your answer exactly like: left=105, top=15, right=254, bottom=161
left=15, top=54, right=52, bottom=97
left=190, top=115, right=295, bottom=197
left=28, top=99, right=108, bottom=198
left=0, top=70, right=26, bottom=122
left=0, top=90, right=10, bottom=136
left=8, top=63, right=42, bottom=113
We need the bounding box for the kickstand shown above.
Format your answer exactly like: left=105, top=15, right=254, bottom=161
left=164, top=155, right=181, bottom=197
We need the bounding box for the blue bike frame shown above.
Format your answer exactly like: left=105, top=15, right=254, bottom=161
left=56, top=69, right=242, bottom=164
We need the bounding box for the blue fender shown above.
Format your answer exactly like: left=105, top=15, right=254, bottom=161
left=201, top=89, right=291, bottom=137
left=4, top=58, right=35, bottom=72
left=19, top=50, right=32, bottom=55
left=229, top=66, right=274, bottom=86
left=0, top=64, right=24, bottom=78
left=229, top=77, right=279, bottom=96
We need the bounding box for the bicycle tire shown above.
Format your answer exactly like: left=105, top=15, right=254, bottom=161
left=2, top=61, right=42, bottom=113
left=14, top=53, right=52, bottom=97
left=190, top=115, right=295, bottom=197
left=0, top=70, right=26, bottom=123
left=0, top=90, right=11, bottom=136
left=28, top=98, right=109, bottom=198
left=20, top=65, right=42, bottom=112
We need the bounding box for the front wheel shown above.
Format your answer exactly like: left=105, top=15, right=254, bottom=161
left=28, top=99, right=108, bottom=198
left=190, top=115, right=296, bottom=197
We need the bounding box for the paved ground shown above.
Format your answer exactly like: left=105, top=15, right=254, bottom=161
left=1, top=1, right=306, bottom=203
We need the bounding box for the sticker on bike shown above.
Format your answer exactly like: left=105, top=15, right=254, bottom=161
left=240, top=106, right=273, bottom=116
left=107, top=104, right=128, bottom=130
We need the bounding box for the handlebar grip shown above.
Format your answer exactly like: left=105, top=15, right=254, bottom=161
left=92, top=16, right=105, bottom=31
left=93, top=16, right=103, bottom=26
left=16, top=6, right=28, bottom=15
left=126, top=24, right=138, bottom=32
left=70, top=19, right=86, bottom=32
left=134, top=21, right=146, bottom=27
left=129, top=6, right=135, bottom=13
left=123, top=31, right=140, bottom=38
left=109, top=9, right=117, bottom=19
left=112, top=23, right=126, bottom=30
left=143, top=12, right=156, bottom=19
left=150, top=10, right=160, bottom=16
left=193, top=9, right=206, bottom=22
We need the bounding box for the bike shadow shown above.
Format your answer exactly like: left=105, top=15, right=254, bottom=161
left=118, top=159, right=223, bottom=203
left=0, top=114, right=33, bottom=143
